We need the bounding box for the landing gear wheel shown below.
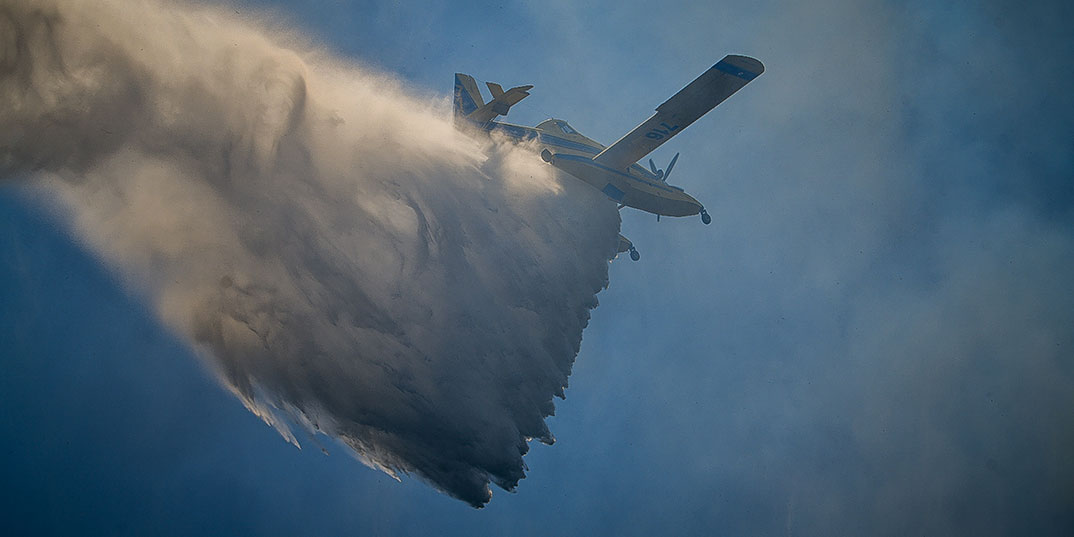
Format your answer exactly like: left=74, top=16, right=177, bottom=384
left=540, top=149, right=553, bottom=163
left=629, top=247, right=640, bottom=261
left=700, top=209, right=711, bottom=225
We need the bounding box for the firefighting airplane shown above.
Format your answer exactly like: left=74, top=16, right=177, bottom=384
left=453, top=55, right=764, bottom=261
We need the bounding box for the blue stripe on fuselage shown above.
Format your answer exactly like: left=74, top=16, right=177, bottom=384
left=553, top=153, right=677, bottom=192
left=537, top=134, right=600, bottom=154
left=485, top=122, right=674, bottom=188
left=602, top=183, right=626, bottom=201
left=487, top=122, right=537, bottom=140
left=487, top=123, right=599, bottom=155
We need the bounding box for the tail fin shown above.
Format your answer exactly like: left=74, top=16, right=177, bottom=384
left=454, top=73, right=484, bottom=127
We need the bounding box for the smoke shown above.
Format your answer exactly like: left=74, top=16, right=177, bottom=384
left=0, top=0, right=621, bottom=506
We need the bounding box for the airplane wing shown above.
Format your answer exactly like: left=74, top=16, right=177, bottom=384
left=592, top=55, right=763, bottom=171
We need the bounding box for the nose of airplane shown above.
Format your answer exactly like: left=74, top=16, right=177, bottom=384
left=683, top=192, right=704, bottom=215
left=681, top=192, right=711, bottom=224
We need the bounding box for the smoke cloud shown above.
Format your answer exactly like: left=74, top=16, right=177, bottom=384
left=0, top=0, right=621, bottom=506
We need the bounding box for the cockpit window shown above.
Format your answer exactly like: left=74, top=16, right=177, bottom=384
left=558, top=121, right=577, bottom=135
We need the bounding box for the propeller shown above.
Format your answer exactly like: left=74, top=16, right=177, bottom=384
left=648, top=152, right=680, bottom=182
left=664, top=152, right=679, bottom=179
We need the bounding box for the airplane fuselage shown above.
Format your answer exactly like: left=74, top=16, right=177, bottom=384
left=484, top=119, right=704, bottom=217
left=452, top=56, right=763, bottom=259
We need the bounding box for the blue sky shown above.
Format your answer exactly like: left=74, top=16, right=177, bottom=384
left=2, top=0, right=1073, bottom=535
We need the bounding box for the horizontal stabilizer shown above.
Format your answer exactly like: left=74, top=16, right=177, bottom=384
left=465, top=81, right=533, bottom=124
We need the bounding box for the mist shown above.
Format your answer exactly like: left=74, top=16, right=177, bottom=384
left=0, top=0, right=621, bottom=506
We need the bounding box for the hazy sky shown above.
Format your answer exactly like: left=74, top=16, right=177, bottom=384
left=2, top=0, right=1072, bottom=535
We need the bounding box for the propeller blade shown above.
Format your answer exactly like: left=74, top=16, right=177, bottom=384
left=648, top=158, right=664, bottom=180
left=664, top=152, right=679, bottom=180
